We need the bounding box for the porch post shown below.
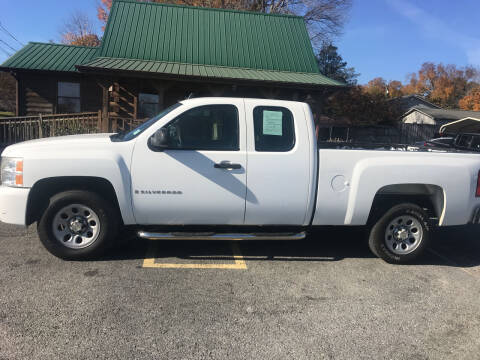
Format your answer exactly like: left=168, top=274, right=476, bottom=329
left=96, top=79, right=111, bottom=132
left=102, top=84, right=109, bottom=132
left=14, top=73, right=20, bottom=116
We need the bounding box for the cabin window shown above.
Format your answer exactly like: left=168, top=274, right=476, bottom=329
left=138, top=93, right=160, bottom=119
left=57, top=82, right=80, bottom=113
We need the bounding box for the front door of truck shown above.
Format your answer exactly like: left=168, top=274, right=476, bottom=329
left=131, top=100, right=247, bottom=225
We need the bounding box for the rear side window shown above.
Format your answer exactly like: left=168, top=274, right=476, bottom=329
left=253, top=106, right=295, bottom=152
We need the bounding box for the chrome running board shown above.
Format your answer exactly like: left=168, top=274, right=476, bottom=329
left=137, top=231, right=307, bottom=241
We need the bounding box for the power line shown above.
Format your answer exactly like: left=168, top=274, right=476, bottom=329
left=0, top=45, right=12, bottom=57
left=0, top=39, right=17, bottom=52
left=0, top=21, right=24, bottom=47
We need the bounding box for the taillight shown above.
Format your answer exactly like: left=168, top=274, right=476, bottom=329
left=476, top=170, right=480, bottom=197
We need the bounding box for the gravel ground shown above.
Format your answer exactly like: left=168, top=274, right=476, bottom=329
left=0, top=223, right=479, bottom=360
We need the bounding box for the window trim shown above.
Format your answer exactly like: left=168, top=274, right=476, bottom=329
left=252, top=105, right=296, bottom=152
left=151, top=104, right=240, bottom=152
left=57, top=81, right=81, bottom=113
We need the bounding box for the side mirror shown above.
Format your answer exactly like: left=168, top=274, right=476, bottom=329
left=150, top=128, right=169, bottom=149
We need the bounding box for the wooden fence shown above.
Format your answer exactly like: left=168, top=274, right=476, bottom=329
left=0, top=112, right=145, bottom=145
left=109, top=116, right=145, bottom=133
left=318, top=123, right=440, bottom=145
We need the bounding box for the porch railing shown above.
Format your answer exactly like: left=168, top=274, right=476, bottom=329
left=0, top=112, right=145, bottom=145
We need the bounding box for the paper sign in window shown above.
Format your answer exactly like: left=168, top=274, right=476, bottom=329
left=263, top=110, right=283, bottom=136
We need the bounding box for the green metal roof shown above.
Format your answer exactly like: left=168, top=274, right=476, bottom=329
left=0, top=1, right=343, bottom=87
left=98, top=0, right=320, bottom=74
left=0, top=42, right=98, bottom=72
left=78, top=57, right=343, bottom=86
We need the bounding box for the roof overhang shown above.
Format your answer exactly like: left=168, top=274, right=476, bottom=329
left=440, top=117, right=480, bottom=134
left=76, top=57, right=345, bottom=88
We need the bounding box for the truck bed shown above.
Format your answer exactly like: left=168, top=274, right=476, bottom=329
left=318, top=141, right=479, bottom=154
left=313, top=146, right=480, bottom=227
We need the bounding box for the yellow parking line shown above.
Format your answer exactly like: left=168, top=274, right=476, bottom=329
left=142, top=241, right=247, bottom=269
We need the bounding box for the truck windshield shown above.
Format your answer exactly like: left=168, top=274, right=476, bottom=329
left=111, top=103, right=182, bottom=142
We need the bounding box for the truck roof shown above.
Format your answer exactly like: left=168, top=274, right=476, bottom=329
left=179, top=97, right=308, bottom=107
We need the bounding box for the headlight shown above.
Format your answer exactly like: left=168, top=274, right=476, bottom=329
left=1, top=157, right=23, bottom=187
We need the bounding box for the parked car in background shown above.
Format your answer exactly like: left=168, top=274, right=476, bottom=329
left=453, top=133, right=480, bottom=152
left=414, top=137, right=454, bottom=149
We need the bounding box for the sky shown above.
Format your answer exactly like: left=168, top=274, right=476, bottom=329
left=337, top=0, right=480, bottom=84
left=0, top=0, right=479, bottom=85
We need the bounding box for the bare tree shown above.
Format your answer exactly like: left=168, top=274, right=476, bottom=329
left=60, top=11, right=101, bottom=47
left=296, top=0, right=352, bottom=45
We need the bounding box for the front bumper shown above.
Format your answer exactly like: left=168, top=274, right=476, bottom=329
left=0, top=185, right=30, bottom=226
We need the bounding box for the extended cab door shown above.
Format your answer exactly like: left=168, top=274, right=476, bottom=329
left=131, top=99, right=247, bottom=225
left=243, top=99, right=316, bottom=225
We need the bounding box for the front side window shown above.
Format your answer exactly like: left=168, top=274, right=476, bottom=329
left=253, top=106, right=295, bottom=152
left=58, top=82, right=80, bottom=113
left=162, top=105, right=239, bottom=151
left=138, top=93, right=160, bottom=119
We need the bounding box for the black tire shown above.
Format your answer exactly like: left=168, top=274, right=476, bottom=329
left=368, top=203, right=430, bottom=264
left=37, top=190, right=120, bottom=260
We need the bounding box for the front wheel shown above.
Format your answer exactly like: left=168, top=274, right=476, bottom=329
left=368, top=203, right=431, bottom=264
left=37, top=190, right=120, bottom=260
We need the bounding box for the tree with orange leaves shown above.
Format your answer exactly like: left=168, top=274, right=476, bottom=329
left=363, top=77, right=387, bottom=97
left=60, top=11, right=101, bottom=47
left=363, top=78, right=405, bottom=99
left=97, top=0, right=112, bottom=31
left=400, top=62, right=477, bottom=108
left=459, top=86, right=480, bottom=111
left=386, top=80, right=404, bottom=99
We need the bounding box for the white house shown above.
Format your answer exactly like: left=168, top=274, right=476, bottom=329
left=402, top=107, right=480, bottom=126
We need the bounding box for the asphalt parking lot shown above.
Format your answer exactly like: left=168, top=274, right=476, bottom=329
left=0, top=223, right=480, bottom=360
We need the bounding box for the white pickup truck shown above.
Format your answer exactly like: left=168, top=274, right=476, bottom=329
left=1, top=97, right=480, bottom=263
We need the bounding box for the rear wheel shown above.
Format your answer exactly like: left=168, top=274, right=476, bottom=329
left=368, top=203, right=430, bottom=264
left=37, top=190, right=119, bottom=260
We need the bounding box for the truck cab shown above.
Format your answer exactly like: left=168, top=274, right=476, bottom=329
left=126, top=98, right=316, bottom=226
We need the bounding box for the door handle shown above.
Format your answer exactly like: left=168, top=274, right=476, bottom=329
left=214, top=161, right=241, bottom=170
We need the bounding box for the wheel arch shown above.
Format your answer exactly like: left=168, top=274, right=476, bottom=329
left=367, top=183, right=445, bottom=225
left=26, top=176, right=125, bottom=226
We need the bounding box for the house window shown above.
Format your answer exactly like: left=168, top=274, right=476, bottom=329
left=138, top=93, right=160, bottom=119
left=57, top=82, right=80, bottom=113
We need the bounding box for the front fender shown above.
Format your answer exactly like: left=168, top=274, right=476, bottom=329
left=23, top=150, right=135, bottom=225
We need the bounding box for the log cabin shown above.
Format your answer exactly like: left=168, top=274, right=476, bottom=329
left=0, top=0, right=343, bottom=127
